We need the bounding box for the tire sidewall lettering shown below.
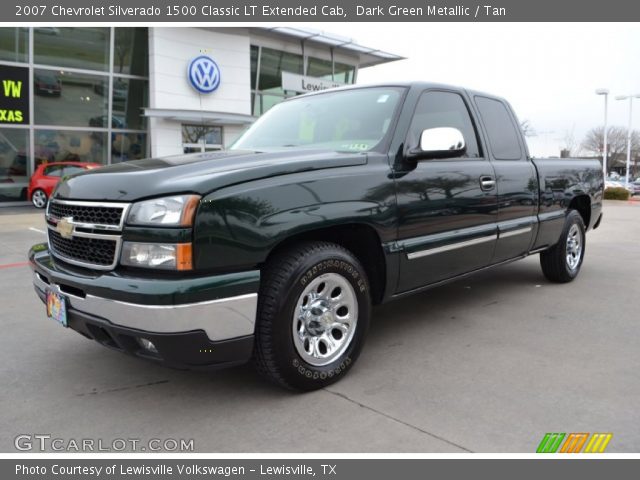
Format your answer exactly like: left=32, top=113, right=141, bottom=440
left=299, top=259, right=366, bottom=293
left=291, top=356, right=353, bottom=379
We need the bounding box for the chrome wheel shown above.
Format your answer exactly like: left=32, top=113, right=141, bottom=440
left=32, top=190, right=47, bottom=208
left=566, top=224, right=582, bottom=270
left=292, top=272, right=358, bottom=367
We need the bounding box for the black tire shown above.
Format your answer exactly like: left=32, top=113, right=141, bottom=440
left=31, top=189, right=48, bottom=209
left=253, top=241, right=371, bottom=391
left=540, top=210, right=586, bottom=283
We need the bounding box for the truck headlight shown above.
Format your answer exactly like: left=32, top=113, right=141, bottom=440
left=121, top=242, right=193, bottom=270
left=127, top=194, right=200, bottom=226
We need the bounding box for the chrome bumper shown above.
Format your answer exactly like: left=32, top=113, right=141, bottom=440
left=33, top=271, right=257, bottom=342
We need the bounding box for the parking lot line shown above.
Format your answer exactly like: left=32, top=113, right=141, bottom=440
left=29, top=227, right=46, bottom=234
left=0, top=261, right=29, bottom=270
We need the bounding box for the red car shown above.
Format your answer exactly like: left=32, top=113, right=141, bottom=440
left=28, top=162, right=101, bottom=208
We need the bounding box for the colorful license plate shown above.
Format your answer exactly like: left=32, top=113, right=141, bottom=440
left=46, top=290, right=68, bottom=327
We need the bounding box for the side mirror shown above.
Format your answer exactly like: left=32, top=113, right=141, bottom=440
left=408, top=127, right=466, bottom=160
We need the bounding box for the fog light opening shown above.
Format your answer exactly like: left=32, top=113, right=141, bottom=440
left=138, top=338, right=158, bottom=354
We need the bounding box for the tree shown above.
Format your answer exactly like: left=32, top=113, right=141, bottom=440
left=581, top=126, right=640, bottom=172
left=520, top=120, right=536, bottom=137
left=561, top=126, right=576, bottom=157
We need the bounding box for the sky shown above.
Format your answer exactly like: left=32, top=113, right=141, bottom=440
left=313, top=23, right=640, bottom=157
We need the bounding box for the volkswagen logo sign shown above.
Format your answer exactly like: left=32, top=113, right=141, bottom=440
left=187, top=55, right=221, bottom=94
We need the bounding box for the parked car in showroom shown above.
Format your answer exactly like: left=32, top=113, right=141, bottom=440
left=28, top=162, right=101, bottom=208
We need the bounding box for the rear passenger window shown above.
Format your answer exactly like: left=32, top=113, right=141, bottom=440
left=475, top=97, right=522, bottom=160
left=408, top=91, right=480, bottom=158
left=44, top=165, right=64, bottom=177
left=63, top=166, right=84, bottom=176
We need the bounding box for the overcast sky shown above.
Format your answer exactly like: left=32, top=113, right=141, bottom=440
left=316, top=23, right=640, bottom=157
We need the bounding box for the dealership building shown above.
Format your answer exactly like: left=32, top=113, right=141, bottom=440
left=0, top=26, right=401, bottom=205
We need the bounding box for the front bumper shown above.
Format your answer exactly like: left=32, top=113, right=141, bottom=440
left=30, top=244, right=260, bottom=370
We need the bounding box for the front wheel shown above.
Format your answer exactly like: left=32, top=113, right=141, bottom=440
left=31, top=189, right=48, bottom=209
left=253, top=242, right=371, bottom=391
left=540, top=210, right=586, bottom=283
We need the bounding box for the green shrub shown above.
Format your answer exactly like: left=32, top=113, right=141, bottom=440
left=604, top=187, right=630, bottom=200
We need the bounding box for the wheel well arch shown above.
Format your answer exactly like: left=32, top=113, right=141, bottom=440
left=569, top=195, right=591, bottom=228
left=264, top=223, right=387, bottom=305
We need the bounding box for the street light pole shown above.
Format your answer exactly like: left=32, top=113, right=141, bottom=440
left=596, top=89, right=609, bottom=178
left=616, top=94, right=640, bottom=187
left=626, top=97, right=632, bottom=186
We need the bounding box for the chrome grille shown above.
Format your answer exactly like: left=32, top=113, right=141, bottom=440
left=46, top=199, right=129, bottom=270
left=49, top=229, right=117, bottom=267
left=48, top=202, right=123, bottom=227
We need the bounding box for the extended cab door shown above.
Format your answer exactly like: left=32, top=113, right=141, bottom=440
left=472, top=96, right=537, bottom=263
left=394, top=90, right=498, bottom=293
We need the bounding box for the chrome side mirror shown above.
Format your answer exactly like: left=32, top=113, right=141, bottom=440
left=409, top=127, right=466, bottom=160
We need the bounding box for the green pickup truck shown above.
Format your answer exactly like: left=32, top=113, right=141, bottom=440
left=30, top=82, right=604, bottom=391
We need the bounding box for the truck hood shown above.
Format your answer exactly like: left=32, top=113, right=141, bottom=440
left=54, top=149, right=368, bottom=202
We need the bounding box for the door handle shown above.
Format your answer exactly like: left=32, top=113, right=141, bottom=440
left=480, top=175, right=495, bottom=191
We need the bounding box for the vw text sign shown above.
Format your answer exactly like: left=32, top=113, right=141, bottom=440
left=0, top=64, right=29, bottom=125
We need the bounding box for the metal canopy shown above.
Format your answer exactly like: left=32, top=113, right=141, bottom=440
left=143, top=108, right=255, bottom=125
left=254, top=27, right=404, bottom=68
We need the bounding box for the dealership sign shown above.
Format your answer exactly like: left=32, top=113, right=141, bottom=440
left=0, top=64, right=29, bottom=124
left=281, top=72, right=344, bottom=94
left=187, top=55, right=221, bottom=94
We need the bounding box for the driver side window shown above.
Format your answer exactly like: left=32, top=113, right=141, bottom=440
left=409, top=91, right=481, bottom=158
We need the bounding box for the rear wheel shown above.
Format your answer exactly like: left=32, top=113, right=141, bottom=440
left=540, top=210, right=585, bottom=283
left=253, top=241, right=371, bottom=391
left=31, top=189, right=47, bottom=209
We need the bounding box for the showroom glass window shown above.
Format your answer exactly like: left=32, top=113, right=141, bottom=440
left=306, top=57, right=333, bottom=79
left=182, top=125, right=223, bottom=153
left=251, top=47, right=303, bottom=116
left=34, top=69, right=108, bottom=127
left=0, top=28, right=28, bottom=63
left=0, top=27, right=150, bottom=204
left=306, top=58, right=355, bottom=84
left=35, top=130, right=108, bottom=165
left=114, top=28, right=149, bottom=77
left=34, top=28, right=110, bottom=72
left=0, top=128, right=29, bottom=203
left=334, top=62, right=355, bottom=84
left=33, top=27, right=149, bottom=164
left=250, top=44, right=358, bottom=117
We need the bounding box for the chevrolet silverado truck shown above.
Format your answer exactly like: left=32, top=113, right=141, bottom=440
left=30, top=83, right=604, bottom=391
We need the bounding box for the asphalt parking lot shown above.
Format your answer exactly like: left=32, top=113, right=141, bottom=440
left=1, top=201, right=638, bottom=453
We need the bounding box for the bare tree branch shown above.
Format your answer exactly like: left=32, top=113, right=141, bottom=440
left=520, top=119, right=536, bottom=137
left=581, top=126, right=640, bottom=172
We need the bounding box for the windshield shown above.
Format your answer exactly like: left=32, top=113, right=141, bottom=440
left=231, top=87, right=404, bottom=153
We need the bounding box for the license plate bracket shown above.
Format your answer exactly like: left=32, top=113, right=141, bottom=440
left=46, top=289, right=68, bottom=327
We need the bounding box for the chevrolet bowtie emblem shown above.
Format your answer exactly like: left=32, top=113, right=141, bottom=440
left=56, top=217, right=74, bottom=239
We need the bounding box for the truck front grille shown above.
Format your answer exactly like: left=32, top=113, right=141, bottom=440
left=48, top=202, right=124, bottom=228
left=46, top=199, right=129, bottom=270
left=49, top=230, right=117, bottom=267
